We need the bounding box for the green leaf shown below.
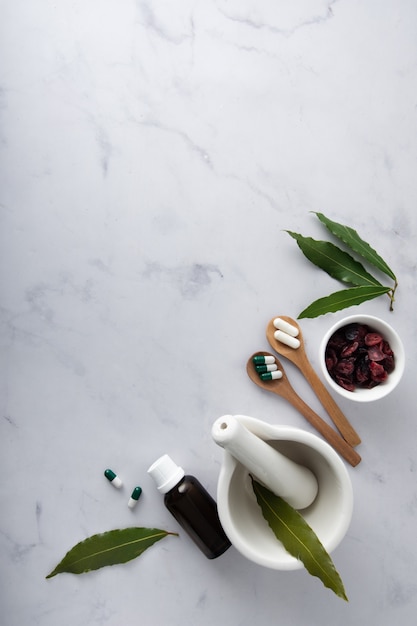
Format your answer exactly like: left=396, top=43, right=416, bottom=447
left=313, top=212, right=397, bottom=282
left=46, top=527, right=178, bottom=578
left=298, top=285, right=391, bottom=319
left=286, top=231, right=384, bottom=287
left=252, top=479, right=348, bottom=601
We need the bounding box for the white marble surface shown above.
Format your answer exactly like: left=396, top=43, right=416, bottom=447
left=1, top=1, right=417, bottom=624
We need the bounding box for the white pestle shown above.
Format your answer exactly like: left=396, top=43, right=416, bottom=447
left=211, top=415, right=318, bottom=509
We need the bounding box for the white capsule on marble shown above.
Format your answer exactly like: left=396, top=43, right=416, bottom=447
left=273, top=317, right=299, bottom=337
left=274, top=330, right=301, bottom=349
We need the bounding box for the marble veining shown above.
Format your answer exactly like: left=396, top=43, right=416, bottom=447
left=1, top=1, right=417, bottom=624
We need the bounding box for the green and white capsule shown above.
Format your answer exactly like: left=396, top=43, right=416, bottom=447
left=128, top=486, right=142, bottom=509
left=255, top=363, right=278, bottom=373
left=261, top=370, right=283, bottom=381
left=104, top=468, right=123, bottom=488
left=252, top=355, right=275, bottom=365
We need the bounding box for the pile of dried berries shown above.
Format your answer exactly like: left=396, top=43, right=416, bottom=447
left=325, top=323, right=395, bottom=392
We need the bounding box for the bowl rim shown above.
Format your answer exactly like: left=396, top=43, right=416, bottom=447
left=319, top=313, right=405, bottom=402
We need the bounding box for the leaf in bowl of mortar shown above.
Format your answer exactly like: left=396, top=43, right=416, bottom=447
left=251, top=478, right=348, bottom=601
left=46, top=527, right=178, bottom=578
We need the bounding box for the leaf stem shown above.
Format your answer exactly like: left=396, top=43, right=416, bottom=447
left=388, top=280, right=398, bottom=311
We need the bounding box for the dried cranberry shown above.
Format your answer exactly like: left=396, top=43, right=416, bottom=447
left=383, top=355, right=395, bottom=373
left=382, top=341, right=394, bottom=357
left=325, top=348, right=338, bottom=371
left=327, top=331, right=347, bottom=350
left=365, top=332, right=383, bottom=346
left=335, top=359, right=355, bottom=376
left=335, top=376, right=356, bottom=392
left=341, top=341, right=359, bottom=357
left=369, top=361, right=388, bottom=383
left=355, top=358, right=370, bottom=384
left=344, top=324, right=360, bottom=341
left=367, top=345, right=385, bottom=361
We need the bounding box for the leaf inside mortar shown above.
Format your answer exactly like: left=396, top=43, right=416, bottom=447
left=251, top=478, right=348, bottom=601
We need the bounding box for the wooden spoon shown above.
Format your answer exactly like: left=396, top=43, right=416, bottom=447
left=247, top=352, right=361, bottom=467
left=266, top=316, right=361, bottom=448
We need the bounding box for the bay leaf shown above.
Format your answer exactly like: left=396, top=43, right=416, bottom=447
left=298, top=285, right=391, bottom=319
left=286, top=231, right=384, bottom=287
left=252, top=478, right=348, bottom=601
left=313, top=212, right=397, bottom=282
left=46, top=527, right=178, bottom=578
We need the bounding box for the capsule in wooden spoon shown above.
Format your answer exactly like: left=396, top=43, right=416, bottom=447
left=266, top=316, right=361, bottom=448
left=247, top=352, right=361, bottom=467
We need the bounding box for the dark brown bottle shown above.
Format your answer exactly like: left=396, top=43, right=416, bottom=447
left=147, top=454, right=231, bottom=559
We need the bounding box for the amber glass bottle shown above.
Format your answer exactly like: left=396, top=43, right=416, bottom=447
left=148, top=454, right=231, bottom=559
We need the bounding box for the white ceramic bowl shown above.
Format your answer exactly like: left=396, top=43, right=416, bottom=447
left=319, top=314, right=405, bottom=403
left=216, top=415, right=353, bottom=570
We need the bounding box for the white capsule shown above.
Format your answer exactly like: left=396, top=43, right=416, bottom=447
left=274, top=330, right=301, bottom=349
left=273, top=317, right=299, bottom=337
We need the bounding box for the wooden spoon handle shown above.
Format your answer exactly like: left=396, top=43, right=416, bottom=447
left=280, top=387, right=361, bottom=467
left=299, top=357, right=361, bottom=447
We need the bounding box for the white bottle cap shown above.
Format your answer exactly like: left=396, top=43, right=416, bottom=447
left=147, top=454, right=185, bottom=494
